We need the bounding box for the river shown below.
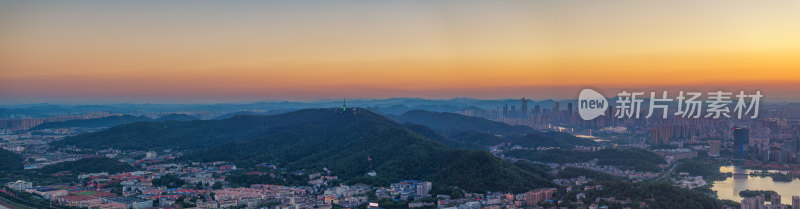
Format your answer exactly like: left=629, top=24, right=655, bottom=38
left=711, top=165, right=800, bottom=204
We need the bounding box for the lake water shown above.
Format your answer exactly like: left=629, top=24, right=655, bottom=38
left=711, top=165, right=800, bottom=204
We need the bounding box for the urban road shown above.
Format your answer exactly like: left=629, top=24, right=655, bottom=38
left=0, top=196, right=30, bottom=209
left=653, top=162, right=681, bottom=182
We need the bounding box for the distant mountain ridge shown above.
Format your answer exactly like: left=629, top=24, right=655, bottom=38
left=212, top=110, right=291, bottom=120
left=53, top=114, right=292, bottom=150
left=1, top=97, right=566, bottom=120
left=155, top=113, right=199, bottom=121
left=30, top=115, right=154, bottom=130
left=30, top=114, right=199, bottom=130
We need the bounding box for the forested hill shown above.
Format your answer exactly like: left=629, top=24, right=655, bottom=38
left=52, top=110, right=344, bottom=150
left=392, top=110, right=534, bottom=136
left=181, top=108, right=554, bottom=193
left=0, top=149, right=23, bottom=171
left=57, top=108, right=554, bottom=193
left=37, top=157, right=135, bottom=175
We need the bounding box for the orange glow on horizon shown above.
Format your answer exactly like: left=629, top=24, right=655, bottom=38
left=1, top=1, right=800, bottom=103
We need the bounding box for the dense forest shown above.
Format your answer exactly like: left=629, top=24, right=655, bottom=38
left=151, top=174, right=185, bottom=188
left=553, top=165, right=737, bottom=209
left=52, top=113, right=302, bottom=150
left=36, top=157, right=136, bottom=175
left=181, top=108, right=554, bottom=193
left=55, top=108, right=555, bottom=193
left=0, top=149, right=23, bottom=171
left=675, top=158, right=731, bottom=181
left=738, top=190, right=778, bottom=198
left=584, top=181, right=738, bottom=209
left=506, top=148, right=666, bottom=172
left=448, top=131, right=506, bottom=146
left=401, top=123, right=486, bottom=150
left=391, top=110, right=534, bottom=136
left=556, top=167, right=621, bottom=182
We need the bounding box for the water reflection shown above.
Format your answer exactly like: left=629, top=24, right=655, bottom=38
left=711, top=166, right=800, bottom=204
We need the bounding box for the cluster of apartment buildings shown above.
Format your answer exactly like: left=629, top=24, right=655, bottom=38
left=740, top=194, right=800, bottom=209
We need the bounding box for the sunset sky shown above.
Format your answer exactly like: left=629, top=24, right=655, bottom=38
left=2, top=0, right=800, bottom=103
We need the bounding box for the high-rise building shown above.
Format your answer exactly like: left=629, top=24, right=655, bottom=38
left=771, top=194, right=781, bottom=206
left=761, top=146, right=770, bottom=162
left=793, top=138, right=800, bottom=157
left=567, top=103, right=573, bottom=114
left=553, top=102, right=560, bottom=113
left=792, top=138, right=800, bottom=153
left=789, top=138, right=800, bottom=155
left=756, top=194, right=765, bottom=207
left=741, top=197, right=756, bottom=209
left=566, top=102, right=574, bottom=123
left=793, top=195, right=799, bottom=209
left=146, top=151, right=158, bottom=159
left=534, top=105, right=541, bottom=115
left=521, top=98, right=528, bottom=119
left=416, top=181, right=432, bottom=196
left=503, top=104, right=509, bottom=118
left=511, top=105, right=516, bottom=118
left=741, top=194, right=766, bottom=209
left=649, top=126, right=671, bottom=144
left=709, top=140, right=721, bottom=157
left=5, top=180, right=32, bottom=191
left=783, top=139, right=797, bottom=153
left=524, top=188, right=556, bottom=206
left=734, top=127, right=750, bottom=158
left=553, top=102, right=561, bottom=122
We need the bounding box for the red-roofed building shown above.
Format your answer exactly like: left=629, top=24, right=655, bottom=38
left=56, top=195, right=103, bottom=208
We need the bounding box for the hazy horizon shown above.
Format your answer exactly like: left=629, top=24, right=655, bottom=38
left=2, top=0, right=800, bottom=103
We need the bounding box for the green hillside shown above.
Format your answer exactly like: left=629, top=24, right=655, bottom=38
left=394, top=110, right=534, bottom=136
left=56, top=108, right=554, bottom=192
left=506, top=148, right=665, bottom=172
left=0, top=149, right=23, bottom=171
left=402, top=123, right=486, bottom=150
left=37, top=157, right=135, bottom=175
left=53, top=113, right=305, bottom=150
